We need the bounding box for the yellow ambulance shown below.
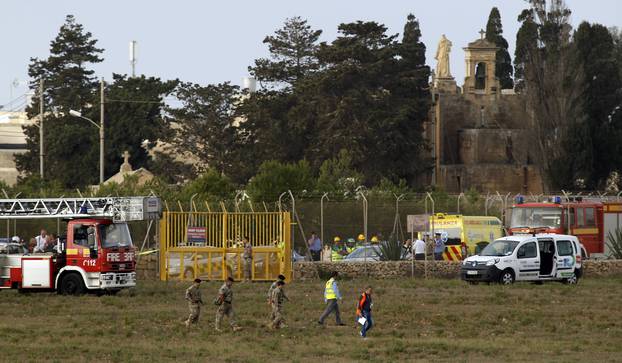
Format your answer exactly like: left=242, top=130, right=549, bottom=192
left=428, top=213, right=504, bottom=261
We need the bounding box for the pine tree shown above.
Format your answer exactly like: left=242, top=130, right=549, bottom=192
left=167, top=82, right=241, bottom=177
left=306, top=17, right=431, bottom=185
left=514, top=9, right=538, bottom=91
left=249, top=16, right=322, bottom=89
left=16, top=15, right=104, bottom=188
left=575, top=22, right=622, bottom=188
left=105, top=74, right=178, bottom=177
left=485, top=7, right=514, bottom=89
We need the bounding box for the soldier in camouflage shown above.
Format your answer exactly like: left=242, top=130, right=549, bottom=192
left=215, top=277, right=242, bottom=332
left=270, top=280, right=289, bottom=329
left=267, top=274, right=286, bottom=304
left=184, top=278, right=203, bottom=327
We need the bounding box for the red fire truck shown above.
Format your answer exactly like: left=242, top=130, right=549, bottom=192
left=0, top=196, right=161, bottom=294
left=507, top=196, right=622, bottom=258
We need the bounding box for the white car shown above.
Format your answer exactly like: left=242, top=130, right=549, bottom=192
left=461, top=234, right=583, bottom=285
left=342, top=246, right=382, bottom=262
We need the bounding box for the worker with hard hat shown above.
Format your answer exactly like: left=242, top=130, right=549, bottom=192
left=345, top=238, right=357, bottom=255
left=331, top=237, right=347, bottom=261
left=356, top=234, right=366, bottom=247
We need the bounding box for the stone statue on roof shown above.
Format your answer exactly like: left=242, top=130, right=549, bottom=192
left=435, top=34, right=453, bottom=78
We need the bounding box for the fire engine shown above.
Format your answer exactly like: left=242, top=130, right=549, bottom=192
left=0, top=196, right=161, bottom=294
left=507, top=196, right=622, bottom=258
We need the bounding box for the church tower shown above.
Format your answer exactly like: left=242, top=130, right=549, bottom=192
left=463, top=30, right=500, bottom=96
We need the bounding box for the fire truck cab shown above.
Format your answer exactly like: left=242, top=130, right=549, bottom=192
left=508, top=196, right=622, bottom=258
left=0, top=197, right=161, bottom=294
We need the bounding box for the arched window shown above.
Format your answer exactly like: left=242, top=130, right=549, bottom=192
left=475, top=62, right=486, bottom=90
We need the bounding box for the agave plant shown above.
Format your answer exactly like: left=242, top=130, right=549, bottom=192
left=606, top=228, right=622, bottom=259
left=378, top=237, right=404, bottom=261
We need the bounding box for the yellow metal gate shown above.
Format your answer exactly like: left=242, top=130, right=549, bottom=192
left=159, top=211, right=292, bottom=281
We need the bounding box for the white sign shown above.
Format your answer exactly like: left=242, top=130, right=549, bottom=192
left=407, top=214, right=430, bottom=233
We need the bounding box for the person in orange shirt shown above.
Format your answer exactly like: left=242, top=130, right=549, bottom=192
left=356, top=286, right=373, bottom=339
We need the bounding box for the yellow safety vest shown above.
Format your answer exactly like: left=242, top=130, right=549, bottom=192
left=331, top=248, right=343, bottom=261
left=325, top=278, right=336, bottom=299
left=346, top=246, right=355, bottom=254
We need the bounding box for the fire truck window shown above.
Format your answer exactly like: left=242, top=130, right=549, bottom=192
left=568, top=208, right=575, bottom=227
left=577, top=208, right=585, bottom=227
left=74, top=225, right=90, bottom=247
left=585, top=208, right=595, bottom=226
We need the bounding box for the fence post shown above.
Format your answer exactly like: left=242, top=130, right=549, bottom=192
left=456, top=192, right=465, bottom=214
left=320, top=193, right=329, bottom=252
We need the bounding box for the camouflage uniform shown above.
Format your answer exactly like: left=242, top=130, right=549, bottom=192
left=215, top=283, right=238, bottom=330
left=185, top=284, right=203, bottom=326
left=270, top=286, right=288, bottom=329
left=267, top=280, right=278, bottom=301
left=243, top=242, right=253, bottom=281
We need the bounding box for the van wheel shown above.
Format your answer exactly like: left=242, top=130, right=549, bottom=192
left=499, top=270, right=515, bottom=285
left=564, top=272, right=578, bottom=285
left=59, top=273, right=85, bottom=295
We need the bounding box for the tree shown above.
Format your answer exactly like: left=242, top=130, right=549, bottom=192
left=485, top=7, right=514, bottom=89
left=236, top=90, right=307, bottom=182
left=514, top=9, right=538, bottom=91
left=316, top=149, right=363, bottom=195
left=517, top=0, right=585, bottom=190
left=305, top=16, right=431, bottom=185
left=611, top=27, right=622, bottom=79
left=177, top=169, right=237, bottom=202
left=249, top=17, right=322, bottom=89
left=574, top=22, right=622, bottom=188
left=16, top=15, right=103, bottom=188
left=105, top=74, right=178, bottom=177
left=246, top=160, right=315, bottom=201
left=167, top=82, right=242, bottom=177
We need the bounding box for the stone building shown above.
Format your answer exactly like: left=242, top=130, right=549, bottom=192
left=0, top=111, right=31, bottom=186
left=425, top=32, right=543, bottom=193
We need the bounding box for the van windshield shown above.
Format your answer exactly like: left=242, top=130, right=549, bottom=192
left=481, top=240, right=519, bottom=256
left=99, top=223, right=133, bottom=248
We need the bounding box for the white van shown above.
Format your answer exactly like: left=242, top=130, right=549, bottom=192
left=460, top=234, right=583, bottom=285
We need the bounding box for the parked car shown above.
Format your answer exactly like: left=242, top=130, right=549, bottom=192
left=342, top=245, right=382, bottom=262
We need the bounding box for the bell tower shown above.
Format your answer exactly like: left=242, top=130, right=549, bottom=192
left=463, top=30, right=500, bottom=96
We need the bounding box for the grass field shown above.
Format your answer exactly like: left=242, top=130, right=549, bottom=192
left=1, top=277, right=622, bottom=362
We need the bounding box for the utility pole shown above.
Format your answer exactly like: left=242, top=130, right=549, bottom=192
left=99, top=78, right=105, bottom=184
left=39, top=79, right=44, bottom=180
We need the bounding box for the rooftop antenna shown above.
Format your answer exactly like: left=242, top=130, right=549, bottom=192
left=129, top=40, right=137, bottom=77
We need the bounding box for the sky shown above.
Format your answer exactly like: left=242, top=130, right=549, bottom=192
left=1, top=0, right=621, bottom=108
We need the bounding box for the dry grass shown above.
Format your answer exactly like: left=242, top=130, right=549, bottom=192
left=1, top=277, right=622, bottom=362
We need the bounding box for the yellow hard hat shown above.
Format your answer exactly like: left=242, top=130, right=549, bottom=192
left=357, top=234, right=365, bottom=241
left=371, top=236, right=379, bottom=243
left=334, top=236, right=341, bottom=242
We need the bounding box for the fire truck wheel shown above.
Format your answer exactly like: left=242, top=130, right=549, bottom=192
left=59, top=273, right=85, bottom=295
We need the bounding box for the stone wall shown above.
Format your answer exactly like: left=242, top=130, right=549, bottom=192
left=136, top=253, right=159, bottom=280
left=439, top=164, right=543, bottom=194
left=293, top=260, right=622, bottom=280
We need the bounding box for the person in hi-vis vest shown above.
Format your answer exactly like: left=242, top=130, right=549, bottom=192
left=318, top=271, right=345, bottom=326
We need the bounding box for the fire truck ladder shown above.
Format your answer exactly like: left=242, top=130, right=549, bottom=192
left=0, top=197, right=161, bottom=222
